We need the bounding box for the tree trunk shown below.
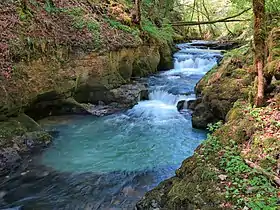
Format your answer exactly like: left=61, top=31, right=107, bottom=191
left=186, top=0, right=197, bottom=35
left=132, top=0, right=141, bottom=25
left=253, top=0, right=266, bottom=107
left=196, top=0, right=203, bottom=38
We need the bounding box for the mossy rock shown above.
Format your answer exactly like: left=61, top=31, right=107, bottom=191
left=158, top=41, right=173, bottom=71
left=0, top=119, right=28, bottom=142
left=192, top=48, right=255, bottom=129
left=137, top=153, right=225, bottom=210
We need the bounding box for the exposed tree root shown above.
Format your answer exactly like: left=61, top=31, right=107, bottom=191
left=244, top=159, right=280, bottom=187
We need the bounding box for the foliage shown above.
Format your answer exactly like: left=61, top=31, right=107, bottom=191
left=106, top=18, right=140, bottom=36
left=44, top=0, right=58, bottom=14
left=266, top=0, right=280, bottom=14
left=207, top=121, right=223, bottom=132
left=199, top=105, right=280, bottom=209
left=173, top=0, right=252, bottom=38
left=62, top=7, right=101, bottom=47
left=220, top=142, right=278, bottom=209
left=142, top=18, right=174, bottom=41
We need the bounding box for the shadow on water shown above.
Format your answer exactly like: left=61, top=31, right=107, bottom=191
left=0, top=163, right=179, bottom=210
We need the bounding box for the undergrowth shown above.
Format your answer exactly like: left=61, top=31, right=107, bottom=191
left=106, top=18, right=140, bottom=36
left=142, top=18, right=174, bottom=42
left=201, top=121, right=279, bottom=209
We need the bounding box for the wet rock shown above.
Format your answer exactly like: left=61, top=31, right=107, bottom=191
left=22, top=131, right=52, bottom=151
left=192, top=103, right=218, bottom=129
left=109, top=82, right=149, bottom=107
left=176, top=100, right=188, bottom=111
left=158, top=41, right=173, bottom=71
left=0, top=148, right=21, bottom=176
left=86, top=103, right=125, bottom=117
left=187, top=98, right=202, bottom=111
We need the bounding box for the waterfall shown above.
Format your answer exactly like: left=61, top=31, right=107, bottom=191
left=126, top=46, right=221, bottom=120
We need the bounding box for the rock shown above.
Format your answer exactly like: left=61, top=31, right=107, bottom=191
left=218, top=174, right=227, bottom=181
left=0, top=148, right=21, bottom=176
left=86, top=103, right=124, bottom=117
left=191, top=51, right=255, bottom=129
left=192, top=103, right=218, bottom=129
left=0, top=191, right=6, bottom=199
left=0, top=116, right=52, bottom=176
left=158, top=41, right=173, bottom=71
left=176, top=100, right=185, bottom=111
left=187, top=98, right=202, bottom=110
left=2, top=44, right=163, bottom=121
left=25, top=96, right=92, bottom=120
left=109, top=82, right=149, bottom=107
left=22, top=131, right=52, bottom=151
left=176, top=100, right=188, bottom=111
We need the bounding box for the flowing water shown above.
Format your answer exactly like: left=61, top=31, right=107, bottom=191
left=0, top=43, right=222, bottom=210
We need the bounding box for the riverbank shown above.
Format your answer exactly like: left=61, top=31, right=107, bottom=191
left=0, top=0, right=177, bottom=176
left=137, top=29, right=280, bottom=209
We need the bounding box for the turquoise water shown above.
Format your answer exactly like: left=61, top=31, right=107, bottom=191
left=41, top=45, right=219, bottom=174
left=0, top=43, right=221, bottom=209
left=41, top=109, right=205, bottom=173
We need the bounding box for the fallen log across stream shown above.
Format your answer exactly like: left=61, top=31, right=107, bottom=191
left=171, top=8, right=251, bottom=26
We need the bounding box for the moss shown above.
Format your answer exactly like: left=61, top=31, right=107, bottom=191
left=226, top=103, right=246, bottom=121
left=259, top=156, right=277, bottom=171
left=0, top=119, right=27, bottom=141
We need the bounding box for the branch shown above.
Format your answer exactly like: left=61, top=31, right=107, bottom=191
left=245, top=159, right=280, bottom=187
left=172, top=8, right=251, bottom=26
left=172, top=19, right=251, bottom=26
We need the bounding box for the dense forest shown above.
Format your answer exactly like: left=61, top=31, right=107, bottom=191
left=0, top=0, right=280, bottom=209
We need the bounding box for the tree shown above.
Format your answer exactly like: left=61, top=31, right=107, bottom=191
left=132, top=0, right=141, bottom=25
left=253, top=0, right=266, bottom=107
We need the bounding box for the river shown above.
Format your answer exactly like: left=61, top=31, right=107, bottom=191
left=0, top=42, right=222, bottom=210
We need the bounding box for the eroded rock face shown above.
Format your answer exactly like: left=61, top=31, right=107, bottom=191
left=81, top=81, right=149, bottom=116
left=1, top=43, right=170, bottom=120
left=191, top=52, right=255, bottom=129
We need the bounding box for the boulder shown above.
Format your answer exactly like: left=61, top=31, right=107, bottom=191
left=187, top=98, right=202, bottom=110
left=176, top=100, right=186, bottom=111
left=192, top=103, right=218, bottom=129
left=109, top=82, right=149, bottom=107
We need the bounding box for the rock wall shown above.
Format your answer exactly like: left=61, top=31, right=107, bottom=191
left=0, top=43, right=171, bottom=120
left=191, top=45, right=255, bottom=129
